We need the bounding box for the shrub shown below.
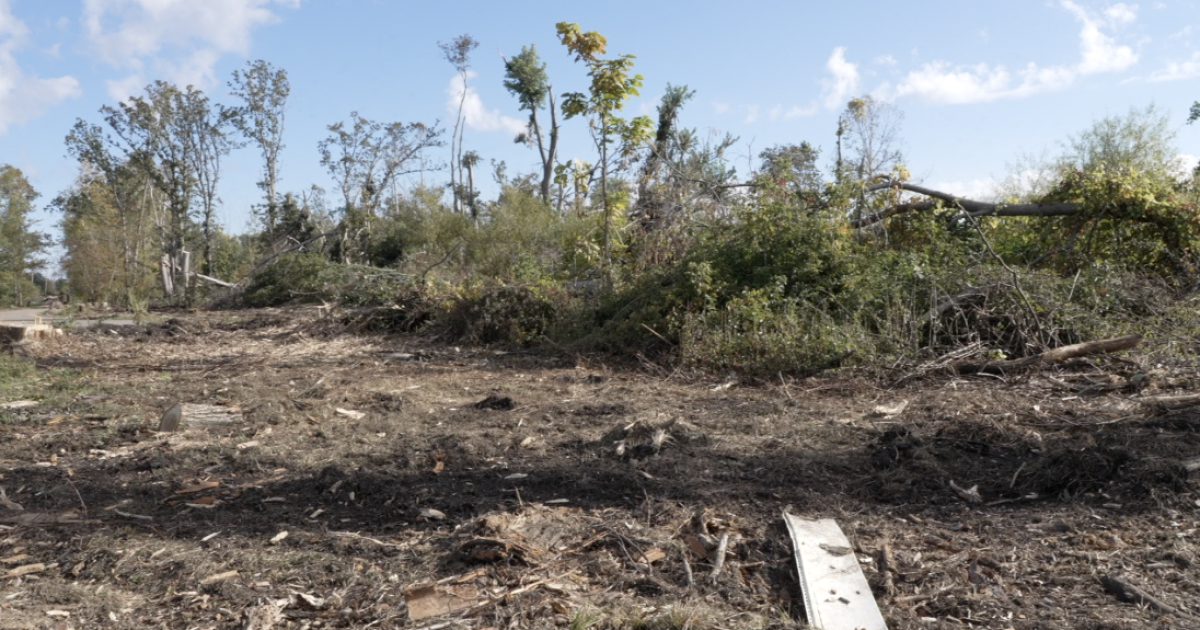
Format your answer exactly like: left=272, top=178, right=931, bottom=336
left=445, top=284, right=561, bottom=346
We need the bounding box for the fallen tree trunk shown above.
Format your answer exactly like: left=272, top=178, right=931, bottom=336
left=955, top=333, right=1142, bottom=375
left=853, top=180, right=1081, bottom=228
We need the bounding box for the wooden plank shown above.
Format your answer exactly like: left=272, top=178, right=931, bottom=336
left=783, top=513, right=888, bottom=630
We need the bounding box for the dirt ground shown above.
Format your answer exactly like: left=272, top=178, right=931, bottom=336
left=2, top=308, right=1200, bottom=630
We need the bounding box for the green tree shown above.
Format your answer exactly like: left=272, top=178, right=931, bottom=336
left=503, top=45, right=561, bottom=206
left=68, top=81, right=220, bottom=301
left=227, top=60, right=290, bottom=235
left=556, top=21, right=653, bottom=272
left=0, top=166, right=49, bottom=306
left=759, top=142, right=823, bottom=194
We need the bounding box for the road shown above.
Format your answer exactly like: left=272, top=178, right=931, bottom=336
left=0, top=308, right=135, bottom=327
left=0, top=308, right=50, bottom=323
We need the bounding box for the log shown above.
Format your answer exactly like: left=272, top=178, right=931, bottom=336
left=955, top=334, right=1142, bottom=375
left=0, top=323, right=63, bottom=343
left=854, top=180, right=1082, bottom=228
left=158, top=403, right=244, bottom=432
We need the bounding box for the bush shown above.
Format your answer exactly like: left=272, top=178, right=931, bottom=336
left=242, top=253, right=420, bottom=308
left=445, top=284, right=561, bottom=346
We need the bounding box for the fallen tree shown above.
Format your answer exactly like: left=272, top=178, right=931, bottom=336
left=954, top=333, right=1143, bottom=376
left=852, top=180, right=1081, bottom=229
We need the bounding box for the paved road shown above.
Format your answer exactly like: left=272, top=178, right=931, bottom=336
left=0, top=308, right=135, bottom=327
left=0, top=308, right=50, bottom=323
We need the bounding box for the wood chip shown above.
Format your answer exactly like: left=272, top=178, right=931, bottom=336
left=3, top=562, right=48, bottom=578
left=201, top=570, right=239, bottom=585
left=420, top=508, right=447, bottom=520
left=404, top=584, right=482, bottom=621
left=175, top=481, right=220, bottom=495
left=637, top=548, right=667, bottom=564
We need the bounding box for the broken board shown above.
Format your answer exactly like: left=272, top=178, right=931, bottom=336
left=783, top=513, right=888, bottom=630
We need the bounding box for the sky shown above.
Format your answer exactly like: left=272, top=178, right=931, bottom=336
left=2, top=0, right=1200, bottom=259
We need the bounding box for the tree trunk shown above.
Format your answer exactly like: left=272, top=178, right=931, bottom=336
left=856, top=180, right=1082, bottom=228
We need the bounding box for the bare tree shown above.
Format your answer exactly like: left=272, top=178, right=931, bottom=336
left=318, top=112, right=443, bottom=263
left=440, top=34, right=479, bottom=214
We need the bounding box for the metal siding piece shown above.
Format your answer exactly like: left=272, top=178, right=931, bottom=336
left=783, top=513, right=889, bottom=630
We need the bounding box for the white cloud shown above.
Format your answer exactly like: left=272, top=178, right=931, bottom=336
left=874, top=54, right=897, bottom=66
left=889, top=61, right=1074, bottom=104
left=713, top=102, right=730, bottom=114
left=1061, top=0, right=1138, bottom=74
left=743, top=105, right=759, bottom=124
left=930, top=177, right=997, bottom=201
left=446, top=71, right=525, bottom=136
left=83, top=0, right=298, bottom=100
left=1103, top=3, right=1138, bottom=25
left=783, top=104, right=817, bottom=119
left=1148, top=51, right=1200, bottom=81
left=885, top=2, right=1135, bottom=105
left=0, top=0, right=81, bottom=133
left=821, top=47, right=859, bottom=109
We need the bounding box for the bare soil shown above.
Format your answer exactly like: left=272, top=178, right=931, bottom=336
left=2, top=308, right=1199, bottom=630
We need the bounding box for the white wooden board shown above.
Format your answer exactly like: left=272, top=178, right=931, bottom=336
left=783, top=513, right=888, bottom=630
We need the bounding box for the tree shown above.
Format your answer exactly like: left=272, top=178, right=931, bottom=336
left=318, top=112, right=443, bottom=263
left=176, top=85, right=235, bottom=275
left=71, top=81, right=213, bottom=300
left=860, top=106, right=1199, bottom=275
left=759, top=142, right=823, bottom=194
left=0, top=166, right=49, bottom=305
left=837, top=95, right=904, bottom=185
left=461, top=150, right=482, bottom=219
left=227, top=60, right=290, bottom=235
left=556, top=22, right=654, bottom=272
left=62, top=126, right=160, bottom=305
left=440, top=34, right=479, bottom=215
left=503, top=45, right=560, bottom=205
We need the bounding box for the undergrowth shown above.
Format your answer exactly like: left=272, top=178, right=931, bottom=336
left=235, top=183, right=1200, bottom=377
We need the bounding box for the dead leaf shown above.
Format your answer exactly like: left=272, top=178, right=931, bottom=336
left=269, top=531, right=288, bottom=544
left=186, top=495, right=218, bottom=506
left=685, top=535, right=709, bottom=558
left=1, top=553, right=31, bottom=564
left=0, top=400, right=38, bottom=410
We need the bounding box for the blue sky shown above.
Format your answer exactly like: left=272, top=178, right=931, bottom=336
left=2, top=0, right=1199, bottom=249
